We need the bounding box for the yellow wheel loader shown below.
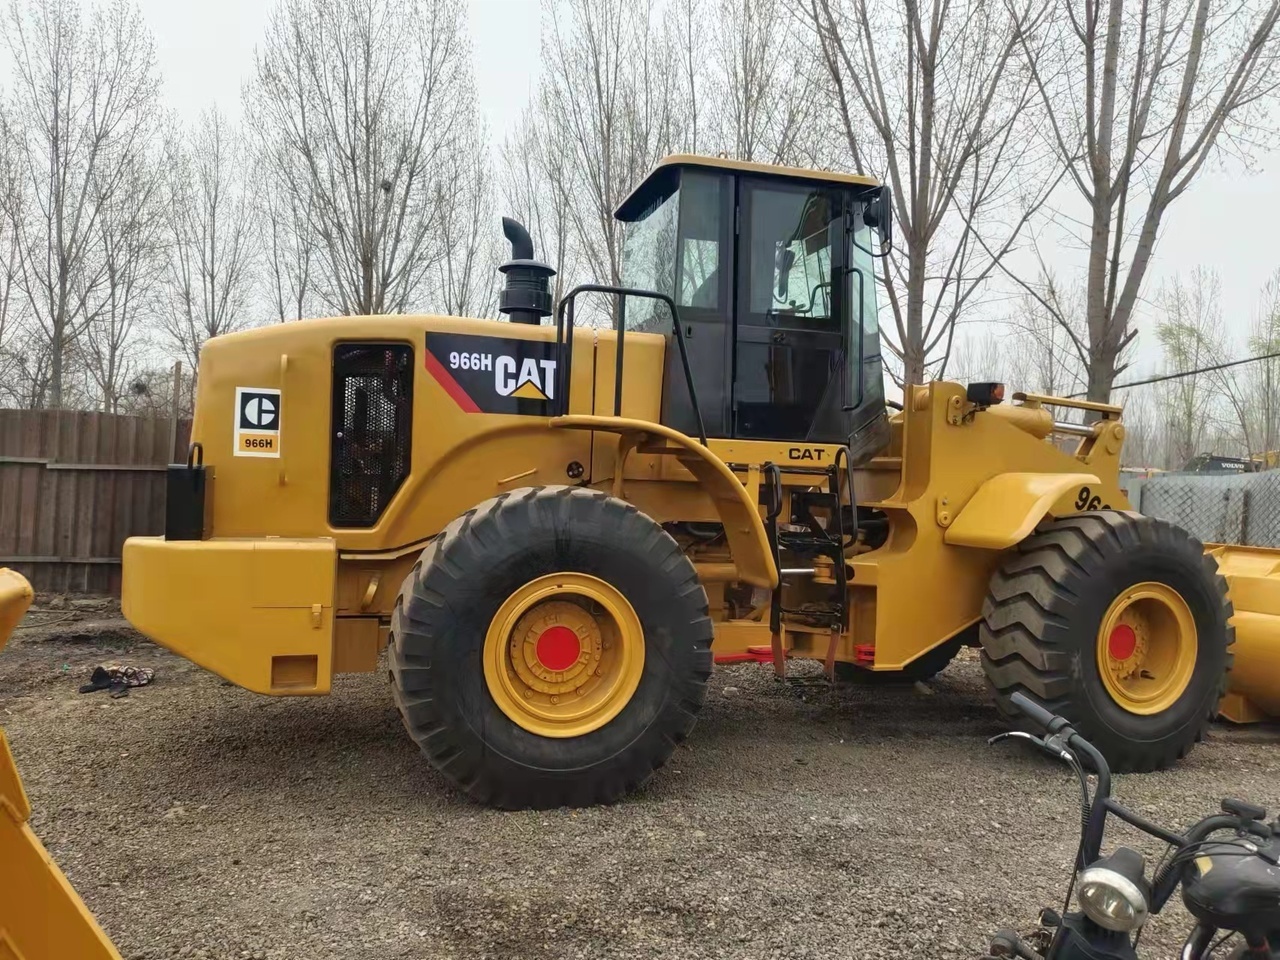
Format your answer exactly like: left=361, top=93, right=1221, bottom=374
left=121, top=155, right=1280, bottom=809
left=0, top=568, right=124, bottom=959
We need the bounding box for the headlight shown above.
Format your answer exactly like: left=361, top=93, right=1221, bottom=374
left=1078, top=851, right=1149, bottom=932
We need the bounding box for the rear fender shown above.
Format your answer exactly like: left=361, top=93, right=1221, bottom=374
left=551, top=416, right=778, bottom=589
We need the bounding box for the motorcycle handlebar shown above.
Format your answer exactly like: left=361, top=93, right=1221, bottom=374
left=1009, top=691, right=1057, bottom=731
left=1007, top=691, right=1112, bottom=794
left=1005, top=692, right=1273, bottom=912
left=1184, top=814, right=1274, bottom=845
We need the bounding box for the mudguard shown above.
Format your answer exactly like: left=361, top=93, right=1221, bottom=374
left=552, top=415, right=779, bottom=588
left=945, top=472, right=1100, bottom=551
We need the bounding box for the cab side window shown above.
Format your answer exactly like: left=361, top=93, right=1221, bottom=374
left=677, top=172, right=724, bottom=311
left=745, top=188, right=839, bottom=329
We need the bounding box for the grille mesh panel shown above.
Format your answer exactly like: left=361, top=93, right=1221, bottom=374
left=329, top=343, right=413, bottom=527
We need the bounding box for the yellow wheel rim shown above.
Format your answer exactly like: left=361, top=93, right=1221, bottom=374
left=1096, top=581, right=1198, bottom=715
left=483, top=573, right=645, bottom=738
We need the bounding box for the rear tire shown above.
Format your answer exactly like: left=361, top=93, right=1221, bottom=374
left=388, top=486, right=712, bottom=809
left=980, top=511, right=1233, bottom=772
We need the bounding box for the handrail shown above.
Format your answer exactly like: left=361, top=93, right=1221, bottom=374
left=1013, top=391, right=1122, bottom=419
left=842, top=266, right=865, bottom=412
left=553, top=283, right=707, bottom=446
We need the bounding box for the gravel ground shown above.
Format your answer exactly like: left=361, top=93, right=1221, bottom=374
left=2, top=604, right=1279, bottom=960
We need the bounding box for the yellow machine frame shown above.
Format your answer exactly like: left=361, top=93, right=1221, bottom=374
left=120, top=153, right=1278, bottom=796
left=0, top=569, right=124, bottom=960
left=119, top=313, right=1278, bottom=722
left=123, top=313, right=1131, bottom=682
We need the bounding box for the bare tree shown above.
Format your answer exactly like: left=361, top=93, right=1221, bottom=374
left=257, top=146, right=315, bottom=324
left=1117, top=385, right=1163, bottom=468
left=0, top=111, right=22, bottom=384
left=668, top=0, right=706, bottom=156
left=2, top=0, right=160, bottom=407
left=3, top=336, right=54, bottom=407
left=539, top=0, right=684, bottom=290
left=709, top=0, right=825, bottom=165
left=160, top=109, right=255, bottom=378
left=80, top=149, right=165, bottom=411
left=947, top=329, right=1007, bottom=383
left=1155, top=268, right=1226, bottom=467
left=246, top=0, right=475, bottom=317
left=1013, top=0, right=1280, bottom=403
left=116, top=362, right=193, bottom=418
left=1205, top=270, right=1280, bottom=463
left=0, top=102, right=55, bottom=410
left=1003, top=269, right=1087, bottom=396
left=431, top=123, right=500, bottom=318
left=807, top=0, right=1058, bottom=385
left=499, top=107, right=576, bottom=307
left=1243, top=273, right=1280, bottom=460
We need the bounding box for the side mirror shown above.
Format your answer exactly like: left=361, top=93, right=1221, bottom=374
left=862, top=185, right=893, bottom=249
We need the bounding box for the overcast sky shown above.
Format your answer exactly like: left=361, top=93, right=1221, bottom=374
left=38, top=0, right=1280, bottom=380
left=141, top=0, right=542, bottom=140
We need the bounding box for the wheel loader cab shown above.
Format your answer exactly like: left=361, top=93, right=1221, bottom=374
left=614, top=156, right=890, bottom=461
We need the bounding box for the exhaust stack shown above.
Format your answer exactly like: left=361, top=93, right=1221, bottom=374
left=498, top=217, right=556, bottom=325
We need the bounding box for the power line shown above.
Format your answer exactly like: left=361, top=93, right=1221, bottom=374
left=1067, top=351, right=1280, bottom=398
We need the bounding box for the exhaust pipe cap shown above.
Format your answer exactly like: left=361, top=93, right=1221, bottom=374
left=498, top=217, right=556, bottom=325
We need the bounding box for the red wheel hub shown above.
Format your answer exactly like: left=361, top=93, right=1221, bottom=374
left=535, top=625, right=581, bottom=671
left=1108, top=623, right=1138, bottom=661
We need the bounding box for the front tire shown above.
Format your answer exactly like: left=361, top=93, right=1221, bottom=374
left=388, top=486, right=713, bottom=808
left=980, top=512, right=1233, bottom=772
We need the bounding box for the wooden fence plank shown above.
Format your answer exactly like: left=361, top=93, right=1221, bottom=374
left=0, top=410, right=192, bottom=594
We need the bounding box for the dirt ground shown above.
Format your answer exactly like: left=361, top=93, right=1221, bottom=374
left=2, top=601, right=1279, bottom=960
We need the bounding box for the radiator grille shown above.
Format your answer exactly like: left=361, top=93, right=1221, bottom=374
left=329, top=343, right=413, bottom=527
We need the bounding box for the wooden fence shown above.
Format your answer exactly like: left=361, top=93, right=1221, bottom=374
left=0, top=410, right=191, bottom=593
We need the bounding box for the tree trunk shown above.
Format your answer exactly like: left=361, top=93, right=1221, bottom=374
left=1084, top=196, right=1115, bottom=404
left=48, top=334, right=62, bottom=409
left=904, top=233, right=927, bottom=384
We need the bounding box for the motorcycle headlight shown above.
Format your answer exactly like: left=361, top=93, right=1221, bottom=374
left=1078, top=848, right=1149, bottom=932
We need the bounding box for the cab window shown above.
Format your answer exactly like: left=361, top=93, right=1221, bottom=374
left=745, top=187, right=839, bottom=330
left=677, top=172, right=723, bottom=310
left=619, top=183, right=678, bottom=331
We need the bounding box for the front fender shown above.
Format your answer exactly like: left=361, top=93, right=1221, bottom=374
left=944, top=472, right=1100, bottom=551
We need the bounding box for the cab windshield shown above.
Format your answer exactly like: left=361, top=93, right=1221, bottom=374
left=619, top=171, right=726, bottom=331
left=619, top=187, right=678, bottom=328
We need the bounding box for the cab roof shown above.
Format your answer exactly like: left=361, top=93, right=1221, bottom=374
left=615, top=154, right=882, bottom=221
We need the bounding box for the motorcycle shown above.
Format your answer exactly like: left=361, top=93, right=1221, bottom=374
left=988, top=692, right=1280, bottom=960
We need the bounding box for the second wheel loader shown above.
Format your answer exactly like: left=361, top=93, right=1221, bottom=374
left=121, top=155, right=1279, bottom=808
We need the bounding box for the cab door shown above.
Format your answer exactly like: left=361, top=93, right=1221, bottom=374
left=732, top=178, right=851, bottom=443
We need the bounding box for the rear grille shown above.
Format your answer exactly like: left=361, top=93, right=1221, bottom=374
left=329, top=343, right=413, bottom=527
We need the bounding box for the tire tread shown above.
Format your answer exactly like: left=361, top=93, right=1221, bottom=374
left=979, top=511, right=1234, bottom=772
left=388, top=486, right=712, bottom=809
